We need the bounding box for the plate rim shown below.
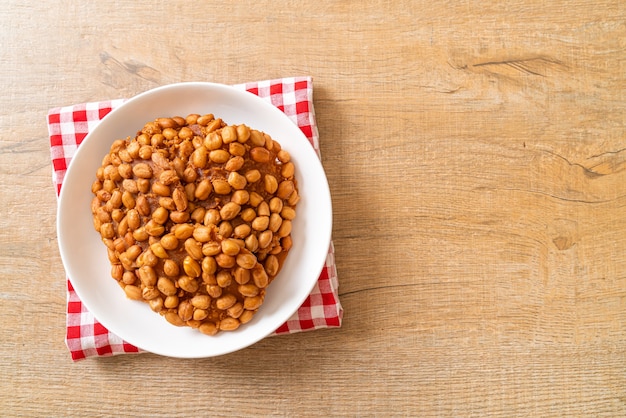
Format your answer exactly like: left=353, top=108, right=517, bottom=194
left=56, top=81, right=333, bottom=358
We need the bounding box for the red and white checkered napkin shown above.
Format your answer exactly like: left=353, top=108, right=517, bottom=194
left=48, top=76, right=343, bottom=361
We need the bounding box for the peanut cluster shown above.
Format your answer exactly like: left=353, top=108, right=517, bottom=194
left=90, top=114, right=298, bottom=335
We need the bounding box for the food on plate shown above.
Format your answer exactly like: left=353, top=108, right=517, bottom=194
left=90, top=114, right=298, bottom=335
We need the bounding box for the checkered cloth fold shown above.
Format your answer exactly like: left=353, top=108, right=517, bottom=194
left=48, top=76, right=343, bottom=361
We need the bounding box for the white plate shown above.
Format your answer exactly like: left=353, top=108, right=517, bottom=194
left=57, top=82, right=332, bottom=358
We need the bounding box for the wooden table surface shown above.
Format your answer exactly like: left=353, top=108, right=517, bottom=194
left=2, top=1, right=625, bottom=416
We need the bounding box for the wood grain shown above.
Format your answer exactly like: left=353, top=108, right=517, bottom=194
left=1, top=0, right=625, bottom=416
